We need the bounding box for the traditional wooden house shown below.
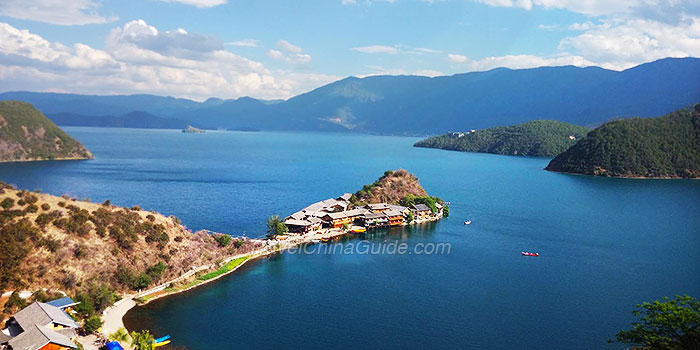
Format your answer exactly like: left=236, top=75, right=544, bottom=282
left=361, top=212, right=389, bottom=228
left=1, top=301, right=79, bottom=350
left=385, top=209, right=405, bottom=226
left=283, top=217, right=322, bottom=233
left=364, top=203, right=391, bottom=213
left=411, top=204, right=432, bottom=220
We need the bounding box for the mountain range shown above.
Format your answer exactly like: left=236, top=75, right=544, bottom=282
left=1, top=57, right=699, bottom=135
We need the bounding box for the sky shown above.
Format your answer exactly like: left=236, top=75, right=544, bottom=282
left=0, top=0, right=699, bottom=101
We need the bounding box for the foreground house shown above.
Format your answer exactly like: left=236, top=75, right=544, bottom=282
left=1, top=299, right=79, bottom=350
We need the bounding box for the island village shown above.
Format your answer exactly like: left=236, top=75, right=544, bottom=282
left=280, top=193, right=445, bottom=239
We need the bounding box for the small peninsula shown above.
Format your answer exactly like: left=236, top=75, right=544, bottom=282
left=414, top=120, right=590, bottom=157
left=546, top=106, right=700, bottom=178
left=0, top=101, right=93, bottom=162
left=282, top=169, right=447, bottom=234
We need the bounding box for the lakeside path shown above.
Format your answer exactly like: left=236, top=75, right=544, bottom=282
left=96, top=227, right=352, bottom=341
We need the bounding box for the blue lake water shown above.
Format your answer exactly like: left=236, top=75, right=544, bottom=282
left=1, top=127, right=699, bottom=349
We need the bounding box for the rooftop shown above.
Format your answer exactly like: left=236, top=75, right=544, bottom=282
left=8, top=324, right=76, bottom=350
left=12, top=302, right=79, bottom=331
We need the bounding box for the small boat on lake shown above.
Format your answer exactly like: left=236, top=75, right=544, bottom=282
left=349, top=227, right=366, bottom=233
left=319, top=237, right=330, bottom=243
left=154, top=335, right=170, bottom=343
left=464, top=220, right=471, bottom=225
left=521, top=252, right=539, bottom=257
left=153, top=340, right=171, bottom=347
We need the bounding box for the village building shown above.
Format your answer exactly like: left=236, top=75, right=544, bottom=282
left=1, top=299, right=80, bottom=350
left=411, top=204, right=433, bottom=220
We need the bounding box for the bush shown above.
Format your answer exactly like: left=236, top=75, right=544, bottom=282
left=24, top=194, right=38, bottom=204
left=58, top=201, right=66, bottom=207
left=234, top=239, right=245, bottom=248
left=214, top=234, right=232, bottom=247
left=131, top=205, right=141, bottom=211
left=41, top=203, right=50, bottom=211
left=74, top=244, right=88, bottom=259
left=146, top=214, right=155, bottom=222
left=133, top=273, right=152, bottom=290
left=83, top=315, right=102, bottom=333
left=25, top=204, right=39, bottom=213
left=3, top=291, right=26, bottom=314
left=1, top=198, right=14, bottom=209
left=146, top=262, right=167, bottom=282
left=16, top=199, right=25, bottom=206
left=102, top=199, right=111, bottom=207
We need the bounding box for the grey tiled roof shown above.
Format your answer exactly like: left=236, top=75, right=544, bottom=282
left=8, top=324, right=76, bottom=350
left=412, top=204, right=431, bottom=212
left=13, top=302, right=79, bottom=331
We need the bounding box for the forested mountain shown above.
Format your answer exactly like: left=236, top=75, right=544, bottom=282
left=414, top=120, right=590, bottom=157
left=1, top=58, right=699, bottom=135
left=0, top=101, right=93, bottom=162
left=546, top=106, right=700, bottom=178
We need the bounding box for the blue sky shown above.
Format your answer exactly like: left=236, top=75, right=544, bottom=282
left=0, top=0, right=698, bottom=100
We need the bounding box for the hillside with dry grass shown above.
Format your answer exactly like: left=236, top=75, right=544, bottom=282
left=0, top=182, right=260, bottom=321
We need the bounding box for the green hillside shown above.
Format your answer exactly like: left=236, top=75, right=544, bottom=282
left=414, top=120, right=590, bottom=157
left=546, top=106, right=700, bottom=178
left=0, top=101, right=93, bottom=162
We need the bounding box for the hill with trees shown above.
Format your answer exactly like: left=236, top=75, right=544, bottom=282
left=414, top=120, right=590, bottom=157
left=545, top=106, right=700, bottom=178
left=2, top=58, right=699, bottom=135
left=0, top=101, right=93, bottom=162
left=0, top=182, right=260, bottom=323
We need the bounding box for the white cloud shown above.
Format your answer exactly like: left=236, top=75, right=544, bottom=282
left=0, top=21, right=338, bottom=100
left=447, top=53, right=469, bottom=63
left=559, top=17, right=700, bottom=70
left=413, top=69, right=444, bottom=77
left=537, top=24, right=559, bottom=30
left=225, top=39, right=260, bottom=47
left=447, top=52, right=595, bottom=71
left=0, top=0, right=117, bottom=26
left=474, top=0, right=700, bottom=22
left=351, top=44, right=442, bottom=55
left=341, top=0, right=357, bottom=5
left=352, top=45, right=399, bottom=54
left=155, top=0, right=227, bottom=8
left=267, top=40, right=312, bottom=64
left=568, top=21, right=596, bottom=31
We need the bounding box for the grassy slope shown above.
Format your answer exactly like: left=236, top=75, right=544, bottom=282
left=546, top=107, right=700, bottom=178
left=414, top=120, right=591, bottom=157
left=0, top=101, right=93, bottom=162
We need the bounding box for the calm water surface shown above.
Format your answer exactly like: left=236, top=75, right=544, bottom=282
left=1, top=127, right=698, bottom=350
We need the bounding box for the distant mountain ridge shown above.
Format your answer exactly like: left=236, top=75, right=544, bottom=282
left=0, top=101, right=93, bottom=162
left=48, top=111, right=210, bottom=130
left=1, top=57, right=699, bottom=135
left=546, top=106, right=700, bottom=178
left=414, top=120, right=591, bottom=157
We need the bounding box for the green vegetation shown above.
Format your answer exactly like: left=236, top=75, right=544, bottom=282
left=73, top=283, right=119, bottom=318
left=400, top=194, right=447, bottom=216
left=0, top=101, right=93, bottom=162
left=213, top=234, right=232, bottom=247
left=414, top=120, right=590, bottom=157
left=613, top=295, right=699, bottom=349
left=109, top=327, right=131, bottom=343
left=130, top=330, right=155, bottom=350
left=197, top=256, right=248, bottom=281
left=546, top=107, right=700, bottom=178
left=266, top=215, right=288, bottom=238
left=83, top=315, right=103, bottom=333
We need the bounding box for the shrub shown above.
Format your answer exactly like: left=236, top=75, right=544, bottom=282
left=133, top=273, right=152, bottom=290
left=24, top=194, right=38, bottom=204
left=1, top=198, right=14, bottom=209
left=131, top=205, right=141, bottom=211
left=234, top=239, right=245, bottom=248
left=102, top=199, right=111, bottom=207
left=16, top=199, right=25, bottom=206
left=83, top=315, right=102, bottom=333
left=146, top=214, right=155, bottom=222
left=3, top=291, right=26, bottom=314
left=115, top=266, right=136, bottom=287
left=174, top=236, right=183, bottom=242
left=41, top=203, right=50, bottom=211
left=74, top=244, right=88, bottom=259
left=58, top=201, right=66, bottom=207
left=146, top=262, right=167, bottom=282
left=40, top=238, right=60, bottom=253
left=25, top=204, right=39, bottom=213
left=214, top=234, right=232, bottom=247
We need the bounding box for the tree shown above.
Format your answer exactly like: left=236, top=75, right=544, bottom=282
left=130, top=330, right=155, bottom=350
left=266, top=215, right=288, bottom=238
left=109, top=327, right=131, bottom=343
left=614, top=295, right=700, bottom=350
left=83, top=315, right=103, bottom=333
